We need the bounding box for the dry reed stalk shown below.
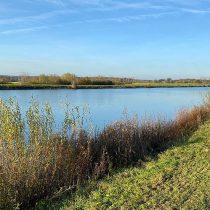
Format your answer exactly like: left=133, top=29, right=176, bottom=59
left=0, top=95, right=210, bottom=209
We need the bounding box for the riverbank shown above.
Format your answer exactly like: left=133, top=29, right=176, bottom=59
left=67, top=120, right=210, bottom=210
left=0, top=83, right=68, bottom=90
left=1, top=97, right=210, bottom=209
left=0, top=82, right=210, bottom=90
left=38, top=120, right=210, bottom=210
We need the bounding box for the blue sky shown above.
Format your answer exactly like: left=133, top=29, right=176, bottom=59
left=0, top=0, right=210, bottom=79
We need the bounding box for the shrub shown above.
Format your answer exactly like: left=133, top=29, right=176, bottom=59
left=0, top=95, right=210, bottom=209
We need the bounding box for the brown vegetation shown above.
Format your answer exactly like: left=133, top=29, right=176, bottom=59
left=1, top=73, right=210, bottom=87
left=0, top=96, right=210, bottom=209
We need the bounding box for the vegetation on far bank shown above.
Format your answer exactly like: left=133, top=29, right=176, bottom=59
left=78, top=82, right=210, bottom=89
left=1, top=95, right=210, bottom=209
left=0, top=73, right=210, bottom=89
left=0, top=83, right=68, bottom=90
left=0, top=82, right=210, bottom=90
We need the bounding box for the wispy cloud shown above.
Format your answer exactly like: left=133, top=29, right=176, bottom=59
left=38, top=0, right=210, bottom=9
left=0, top=9, right=75, bottom=25
left=32, top=0, right=102, bottom=7
left=39, top=0, right=67, bottom=6
left=78, top=12, right=178, bottom=24
left=1, top=0, right=209, bottom=26
left=1, top=8, right=210, bottom=35
left=0, top=11, right=177, bottom=35
left=0, top=25, right=53, bottom=35
left=40, top=0, right=169, bottom=10
left=1, top=0, right=210, bottom=35
left=88, top=2, right=169, bottom=12
left=181, top=8, right=210, bottom=14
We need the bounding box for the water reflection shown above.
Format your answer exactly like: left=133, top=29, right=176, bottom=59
left=0, top=87, right=209, bottom=129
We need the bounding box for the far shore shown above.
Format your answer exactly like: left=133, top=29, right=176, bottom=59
left=1, top=82, right=210, bottom=90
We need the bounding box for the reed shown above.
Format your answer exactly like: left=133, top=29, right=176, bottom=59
left=0, top=95, right=210, bottom=209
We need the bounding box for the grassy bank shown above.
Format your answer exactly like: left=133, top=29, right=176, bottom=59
left=65, top=120, right=210, bottom=210
left=124, top=82, right=210, bottom=88
left=0, top=97, right=210, bottom=209
left=0, top=82, right=210, bottom=90
left=78, top=82, right=210, bottom=89
left=0, top=83, right=69, bottom=90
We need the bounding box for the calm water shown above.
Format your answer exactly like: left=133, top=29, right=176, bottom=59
left=0, top=87, right=210, bottom=129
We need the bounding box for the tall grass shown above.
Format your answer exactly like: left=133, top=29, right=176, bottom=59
left=0, top=96, right=210, bottom=209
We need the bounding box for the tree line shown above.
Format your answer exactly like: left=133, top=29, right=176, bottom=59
left=0, top=73, right=139, bottom=86
left=0, top=73, right=210, bottom=85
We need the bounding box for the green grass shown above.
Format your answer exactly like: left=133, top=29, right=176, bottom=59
left=125, top=82, right=210, bottom=88
left=47, top=121, right=210, bottom=210
left=67, top=82, right=210, bottom=89
left=0, top=82, right=69, bottom=89
left=0, top=82, right=210, bottom=90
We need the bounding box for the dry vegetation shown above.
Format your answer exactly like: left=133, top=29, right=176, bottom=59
left=0, top=96, right=210, bottom=209
left=1, top=74, right=210, bottom=90
left=67, top=118, right=210, bottom=210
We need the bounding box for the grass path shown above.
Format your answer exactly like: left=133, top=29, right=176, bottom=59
left=63, top=121, right=210, bottom=210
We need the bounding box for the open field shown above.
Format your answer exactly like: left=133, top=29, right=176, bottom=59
left=78, top=82, right=210, bottom=89
left=124, top=82, right=210, bottom=88
left=0, top=82, right=210, bottom=90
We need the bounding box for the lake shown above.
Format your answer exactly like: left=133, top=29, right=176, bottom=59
left=0, top=87, right=210, bottom=129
